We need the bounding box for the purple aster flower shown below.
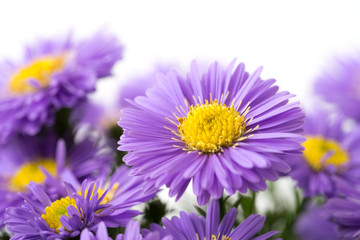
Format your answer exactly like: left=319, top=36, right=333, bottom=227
left=0, top=133, right=113, bottom=227
left=288, top=108, right=360, bottom=197
left=314, top=56, right=360, bottom=122
left=5, top=168, right=154, bottom=240
left=80, top=220, right=165, bottom=240
left=118, top=60, right=304, bottom=205
left=0, top=31, right=123, bottom=142
left=147, top=200, right=279, bottom=240
left=295, top=205, right=337, bottom=240
left=324, top=196, right=360, bottom=239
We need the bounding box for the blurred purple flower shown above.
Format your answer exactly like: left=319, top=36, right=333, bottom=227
left=315, top=56, right=360, bottom=122
left=295, top=205, right=337, bottom=240
left=0, top=31, right=123, bottom=142
left=288, top=108, right=360, bottom=197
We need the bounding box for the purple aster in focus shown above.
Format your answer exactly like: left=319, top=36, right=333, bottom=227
left=0, top=31, right=123, bottom=142
left=0, top=133, right=113, bottom=227
left=147, top=200, right=279, bottom=240
left=288, top=108, right=360, bottom=197
left=315, top=56, right=360, bottom=122
left=5, top=168, right=155, bottom=240
left=295, top=205, right=337, bottom=240
left=118, top=60, right=304, bottom=205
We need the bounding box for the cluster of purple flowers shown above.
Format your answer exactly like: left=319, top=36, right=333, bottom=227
left=1, top=29, right=360, bottom=240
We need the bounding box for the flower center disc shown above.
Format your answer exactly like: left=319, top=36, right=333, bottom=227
left=9, top=55, right=65, bottom=94
left=178, top=99, right=246, bottom=153
left=10, top=159, right=56, bottom=192
left=303, top=136, right=349, bottom=171
left=41, top=197, right=77, bottom=233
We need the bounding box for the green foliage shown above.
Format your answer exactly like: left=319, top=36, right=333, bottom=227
left=141, top=198, right=170, bottom=229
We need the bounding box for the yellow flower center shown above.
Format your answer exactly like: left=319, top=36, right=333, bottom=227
left=9, top=55, right=65, bottom=94
left=303, top=136, right=349, bottom=171
left=177, top=99, right=246, bottom=153
left=41, top=197, right=77, bottom=233
left=82, top=183, right=119, bottom=205
left=10, top=159, right=56, bottom=192
left=197, top=234, right=231, bottom=240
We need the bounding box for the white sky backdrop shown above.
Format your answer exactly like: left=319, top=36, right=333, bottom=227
left=1, top=0, right=360, bottom=213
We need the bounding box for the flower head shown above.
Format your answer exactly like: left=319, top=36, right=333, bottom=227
left=118, top=60, right=304, bottom=205
left=148, top=200, right=278, bottom=240
left=288, top=108, right=360, bottom=197
left=0, top=133, right=113, bottom=227
left=315, top=56, right=360, bottom=122
left=5, top=167, right=154, bottom=240
left=0, top=31, right=123, bottom=142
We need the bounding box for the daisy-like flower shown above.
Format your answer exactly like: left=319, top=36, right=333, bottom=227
left=5, top=167, right=155, bottom=240
left=147, top=200, right=279, bottom=240
left=0, top=133, right=113, bottom=227
left=295, top=205, right=337, bottom=240
left=118, top=60, right=304, bottom=205
left=0, top=31, right=123, bottom=142
left=288, top=109, right=360, bottom=197
left=315, top=56, right=360, bottom=122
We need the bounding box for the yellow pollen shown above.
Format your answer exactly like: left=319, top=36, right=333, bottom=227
left=41, top=197, right=77, bottom=233
left=197, top=233, right=231, bottom=240
left=9, top=55, right=65, bottom=94
left=177, top=99, right=246, bottom=153
left=10, top=159, right=56, bottom=192
left=81, top=183, right=119, bottom=205
left=303, top=136, right=349, bottom=171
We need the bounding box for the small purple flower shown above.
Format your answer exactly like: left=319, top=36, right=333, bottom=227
left=315, top=56, right=360, bottom=122
left=78, top=166, right=157, bottom=228
left=0, top=133, right=113, bottom=227
left=5, top=169, right=154, bottom=240
left=147, top=200, right=279, bottom=240
left=0, top=31, right=123, bottom=142
left=118, top=60, right=304, bottom=205
left=295, top=205, right=337, bottom=240
left=288, top=108, right=360, bottom=197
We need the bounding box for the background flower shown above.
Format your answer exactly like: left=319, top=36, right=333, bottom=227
left=315, top=56, right=360, bottom=122
left=288, top=108, right=360, bottom=197
left=0, top=31, right=123, bottom=142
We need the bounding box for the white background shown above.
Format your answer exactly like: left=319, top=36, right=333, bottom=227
left=1, top=0, right=360, bottom=107
left=1, top=0, right=360, bottom=212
